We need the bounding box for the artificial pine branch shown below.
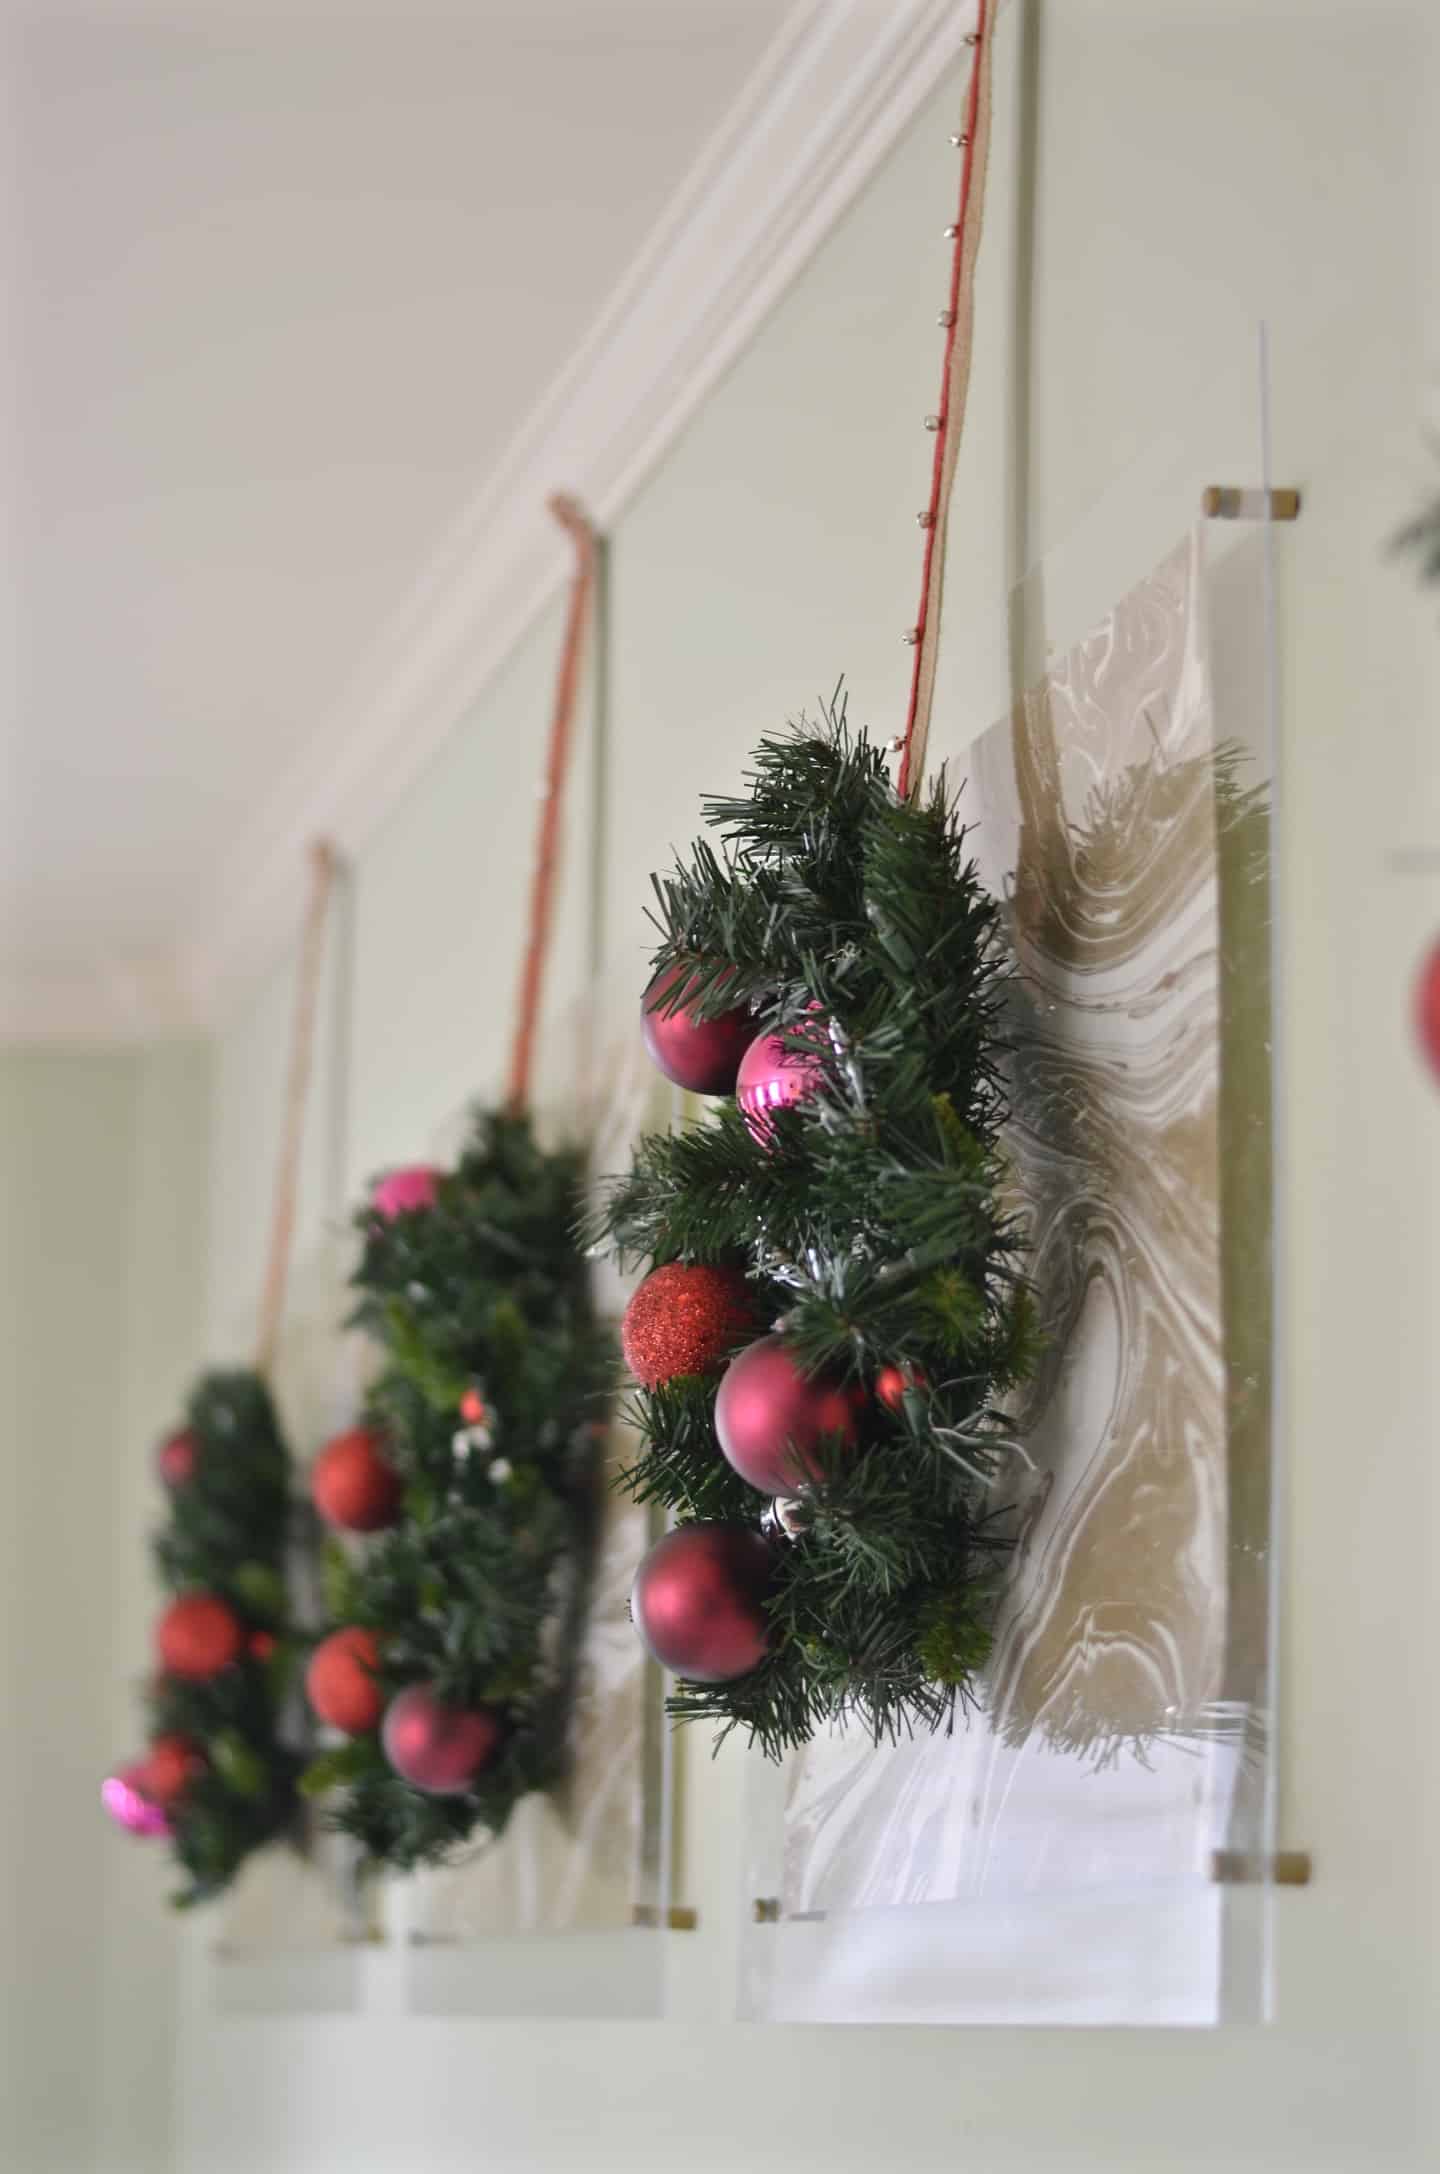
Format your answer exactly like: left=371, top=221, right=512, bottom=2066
left=149, top=1369, right=305, bottom=1906
left=1394, top=483, right=1440, bottom=591
left=595, top=699, right=1034, bottom=1757
left=315, top=1110, right=612, bottom=1871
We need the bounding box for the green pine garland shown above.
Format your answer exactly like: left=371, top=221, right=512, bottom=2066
left=306, top=1109, right=612, bottom=1870
left=1395, top=486, right=1440, bottom=590
left=148, top=1369, right=304, bottom=1905
left=596, top=702, right=1036, bottom=1757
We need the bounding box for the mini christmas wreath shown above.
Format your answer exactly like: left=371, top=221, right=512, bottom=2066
left=107, top=1369, right=303, bottom=1906
left=598, top=706, right=1037, bottom=1756
left=301, top=1110, right=612, bottom=1870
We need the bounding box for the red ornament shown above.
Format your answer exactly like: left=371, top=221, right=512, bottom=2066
left=736, top=1022, right=825, bottom=1144
left=141, top=1733, right=204, bottom=1808
left=714, top=1333, right=862, bottom=1494
left=371, top=1164, right=441, bottom=1220
left=306, top=1627, right=384, bottom=1736
left=1415, top=939, right=1440, bottom=1079
left=621, top=1262, right=759, bottom=1388
left=381, top=1684, right=501, bottom=1796
left=157, top=1429, right=198, bottom=1489
left=875, top=1363, right=929, bottom=1413
left=641, top=966, right=753, bottom=1095
left=157, top=1593, right=243, bottom=1682
left=458, top=1387, right=488, bottom=1426
left=311, top=1426, right=402, bottom=1533
left=248, top=1629, right=278, bottom=1663
left=630, top=1523, right=774, bottom=1681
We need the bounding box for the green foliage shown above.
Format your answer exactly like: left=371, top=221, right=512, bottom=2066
left=299, top=1736, right=386, bottom=1799
left=1395, top=486, right=1440, bottom=590
left=148, top=1368, right=304, bottom=1906
left=320, top=1110, right=612, bottom=1871
left=594, top=702, right=1032, bottom=1756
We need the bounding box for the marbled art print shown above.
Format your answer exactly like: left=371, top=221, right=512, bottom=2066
left=771, top=533, right=1272, bottom=1991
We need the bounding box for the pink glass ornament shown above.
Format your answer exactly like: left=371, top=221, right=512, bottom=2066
left=101, top=1765, right=173, bottom=1839
left=371, top=1165, right=441, bottom=1220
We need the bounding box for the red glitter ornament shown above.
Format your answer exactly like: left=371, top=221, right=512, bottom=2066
left=641, top=966, right=753, bottom=1095
left=381, top=1684, right=501, bottom=1795
left=156, top=1429, right=198, bottom=1489
left=714, top=1333, right=863, bottom=1495
left=141, top=1733, right=205, bottom=1808
left=311, top=1426, right=403, bottom=1533
left=630, top=1522, right=775, bottom=1681
left=157, top=1593, right=243, bottom=1682
left=458, top=1387, right=488, bottom=1426
left=1416, top=938, right=1440, bottom=1080
left=736, top=1021, right=825, bottom=1144
left=621, top=1262, right=758, bottom=1388
left=306, top=1627, right=384, bottom=1736
left=875, top=1363, right=929, bottom=1413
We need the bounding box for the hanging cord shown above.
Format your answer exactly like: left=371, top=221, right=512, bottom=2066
left=255, top=838, right=338, bottom=1378
left=505, top=494, right=598, bottom=1113
left=897, top=3, right=997, bottom=802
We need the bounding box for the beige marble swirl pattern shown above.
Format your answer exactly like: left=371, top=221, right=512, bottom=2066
left=779, top=533, right=1260, bottom=1931
left=985, top=549, right=1226, bottom=1760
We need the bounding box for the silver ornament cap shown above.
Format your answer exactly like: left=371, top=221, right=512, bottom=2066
left=760, top=1494, right=811, bottom=1541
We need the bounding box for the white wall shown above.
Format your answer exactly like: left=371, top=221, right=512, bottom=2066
left=1, top=1042, right=209, bottom=2174
left=179, top=4, right=1439, bottom=2171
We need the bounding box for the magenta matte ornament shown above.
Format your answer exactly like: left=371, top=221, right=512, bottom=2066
left=630, top=1522, right=775, bottom=1682
left=371, top=1165, right=441, bottom=1221
left=381, top=1684, right=501, bottom=1796
left=735, top=1024, right=824, bottom=1145
left=1416, top=939, right=1440, bottom=1081
left=641, top=967, right=753, bottom=1095
left=714, top=1332, right=863, bottom=1495
left=101, top=1765, right=173, bottom=1839
left=156, top=1428, right=198, bottom=1489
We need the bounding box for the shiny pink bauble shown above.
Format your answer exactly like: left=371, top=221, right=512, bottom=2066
left=736, top=1024, right=825, bottom=1145
left=715, top=1333, right=862, bottom=1494
left=101, top=1765, right=173, bottom=1839
left=156, top=1429, right=198, bottom=1489
left=630, top=1523, right=775, bottom=1682
left=371, top=1164, right=441, bottom=1220
left=381, top=1684, right=501, bottom=1796
left=1416, top=940, right=1440, bottom=1080
left=641, top=966, right=753, bottom=1095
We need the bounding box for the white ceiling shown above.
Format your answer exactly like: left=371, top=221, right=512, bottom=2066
left=2, top=0, right=799, bottom=1031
